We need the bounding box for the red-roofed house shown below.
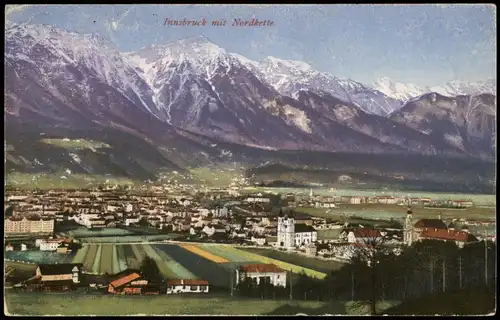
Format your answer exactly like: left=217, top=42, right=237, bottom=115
left=418, top=228, right=478, bottom=248
left=347, top=228, right=382, bottom=244
left=166, top=279, right=209, bottom=294
left=107, top=272, right=154, bottom=295
left=236, top=264, right=287, bottom=287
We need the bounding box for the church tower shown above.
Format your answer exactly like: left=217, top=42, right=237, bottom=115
left=277, top=210, right=295, bottom=250
left=404, top=207, right=414, bottom=246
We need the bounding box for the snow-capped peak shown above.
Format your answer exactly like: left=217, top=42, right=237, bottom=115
left=5, top=22, right=158, bottom=116
left=429, top=79, right=496, bottom=97
left=133, top=36, right=225, bottom=64
left=373, top=77, right=425, bottom=102
left=263, top=56, right=314, bottom=71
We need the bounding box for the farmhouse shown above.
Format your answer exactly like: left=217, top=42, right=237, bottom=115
left=22, top=263, right=83, bottom=292
left=36, top=263, right=82, bottom=283
left=166, top=279, right=209, bottom=294
left=236, top=264, right=287, bottom=287
left=107, top=271, right=159, bottom=295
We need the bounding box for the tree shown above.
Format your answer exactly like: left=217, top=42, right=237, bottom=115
left=4, top=205, right=14, bottom=217
left=68, top=241, right=82, bottom=253
left=140, top=257, right=162, bottom=283
left=161, top=224, right=173, bottom=233
left=138, top=217, right=149, bottom=228
left=344, top=228, right=387, bottom=315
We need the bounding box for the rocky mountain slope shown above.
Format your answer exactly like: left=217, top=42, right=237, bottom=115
left=390, top=93, right=496, bottom=159
left=4, top=23, right=496, bottom=186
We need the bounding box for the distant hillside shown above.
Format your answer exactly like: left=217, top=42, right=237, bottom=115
left=246, top=154, right=496, bottom=194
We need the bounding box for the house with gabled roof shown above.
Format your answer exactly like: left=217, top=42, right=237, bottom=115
left=236, top=264, right=287, bottom=287
left=166, top=279, right=209, bottom=294
left=418, top=228, right=478, bottom=248
left=107, top=270, right=158, bottom=295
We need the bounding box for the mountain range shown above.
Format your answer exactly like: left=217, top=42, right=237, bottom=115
left=4, top=23, right=496, bottom=190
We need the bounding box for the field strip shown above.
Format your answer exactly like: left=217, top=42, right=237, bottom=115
left=143, top=244, right=197, bottom=280
left=100, top=245, right=113, bottom=275
left=72, top=244, right=89, bottom=264
left=123, top=245, right=140, bottom=269
left=200, top=244, right=255, bottom=262
left=179, top=244, right=230, bottom=263
left=225, top=247, right=327, bottom=279
left=142, top=244, right=176, bottom=279
left=116, top=245, right=128, bottom=271
left=131, top=244, right=147, bottom=264
left=83, top=244, right=98, bottom=272
left=91, top=245, right=102, bottom=274
left=152, top=245, right=198, bottom=279
left=111, top=245, right=120, bottom=274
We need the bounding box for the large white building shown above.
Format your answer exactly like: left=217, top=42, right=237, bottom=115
left=277, top=215, right=295, bottom=249
left=294, top=224, right=317, bottom=247
left=4, top=217, right=54, bottom=234
left=236, top=264, right=287, bottom=287
left=277, top=213, right=317, bottom=249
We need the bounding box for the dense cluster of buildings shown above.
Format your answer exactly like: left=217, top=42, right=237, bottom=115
left=285, top=190, right=475, bottom=208
left=3, top=187, right=490, bottom=258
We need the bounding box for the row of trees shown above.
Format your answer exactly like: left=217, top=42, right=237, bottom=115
left=234, top=239, right=496, bottom=315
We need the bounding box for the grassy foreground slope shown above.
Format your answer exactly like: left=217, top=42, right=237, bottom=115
left=4, top=292, right=396, bottom=316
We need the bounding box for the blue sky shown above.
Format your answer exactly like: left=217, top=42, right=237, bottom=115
left=5, top=4, right=496, bottom=87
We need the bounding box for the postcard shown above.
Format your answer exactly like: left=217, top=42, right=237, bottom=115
left=4, top=4, right=496, bottom=316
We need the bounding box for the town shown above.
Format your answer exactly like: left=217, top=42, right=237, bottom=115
left=4, top=184, right=495, bottom=303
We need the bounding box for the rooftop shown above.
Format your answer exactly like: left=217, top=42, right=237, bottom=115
left=38, top=263, right=83, bottom=275
left=415, top=219, right=448, bottom=229
left=420, top=228, right=477, bottom=242
left=167, top=279, right=209, bottom=286
left=239, top=263, right=285, bottom=273
left=109, top=272, right=142, bottom=288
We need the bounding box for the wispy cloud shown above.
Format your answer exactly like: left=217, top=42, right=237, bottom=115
left=5, top=4, right=33, bottom=19
left=105, top=8, right=130, bottom=31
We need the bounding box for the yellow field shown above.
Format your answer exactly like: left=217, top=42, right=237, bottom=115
left=179, top=244, right=229, bottom=263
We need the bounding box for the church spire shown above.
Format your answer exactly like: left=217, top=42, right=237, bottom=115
left=404, top=206, right=414, bottom=246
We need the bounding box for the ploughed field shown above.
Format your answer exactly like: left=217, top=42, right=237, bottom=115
left=3, top=243, right=331, bottom=286
left=71, top=244, right=195, bottom=279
